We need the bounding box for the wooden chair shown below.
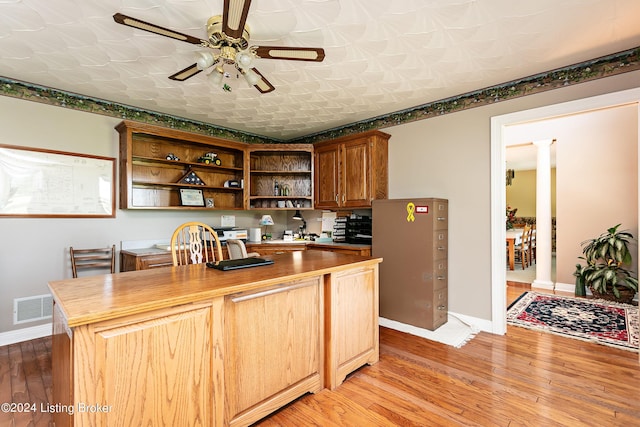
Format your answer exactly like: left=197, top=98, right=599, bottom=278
left=226, top=239, right=260, bottom=260
left=529, top=224, right=536, bottom=264
left=70, top=245, right=116, bottom=278
left=170, top=222, right=223, bottom=266
left=514, top=224, right=531, bottom=270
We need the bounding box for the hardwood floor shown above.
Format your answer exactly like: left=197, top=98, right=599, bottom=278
left=0, top=336, right=52, bottom=427
left=2, top=285, right=638, bottom=426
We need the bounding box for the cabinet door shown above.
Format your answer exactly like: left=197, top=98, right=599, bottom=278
left=74, top=302, right=215, bottom=426
left=341, top=139, right=371, bottom=207
left=314, top=143, right=340, bottom=209
left=52, top=303, right=73, bottom=427
left=224, top=278, right=323, bottom=426
left=325, top=264, right=379, bottom=389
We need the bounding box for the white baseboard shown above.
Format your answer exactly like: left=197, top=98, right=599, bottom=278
left=532, top=279, right=555, bottom=290
left=379, top=311, right=494, bottom=336
left=449, top=311, right=493, bottom=333
left=553, top=282, right=638, bottom=302
left=554, top=281, right=575, bottom=293
left=0, top=323, right=51, bottom=346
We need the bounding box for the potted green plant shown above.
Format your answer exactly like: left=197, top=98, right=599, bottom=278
left=574, top=224, right=638, bottom=303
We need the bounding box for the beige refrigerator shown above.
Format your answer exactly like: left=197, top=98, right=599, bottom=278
left=372, top=198, right=449, bottom=330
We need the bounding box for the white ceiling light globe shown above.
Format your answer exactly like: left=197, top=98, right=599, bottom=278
left=196, top=52, right=215, bottom=70
left=236, top=50, right=254, bottom=69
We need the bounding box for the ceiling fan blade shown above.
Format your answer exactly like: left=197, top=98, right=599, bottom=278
left=254, top=46, right=325, bottom=62
left=250, top=68, right=275, bottom=93
left=223, top=0, right=252, bottom=40
left=169, top=64, right=203, bottom=81
left=113, top=13, right=205, bottom=46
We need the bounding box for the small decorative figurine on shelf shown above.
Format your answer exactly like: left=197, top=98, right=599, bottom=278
left=166, top=153, right=180, bottom=161
left=197, top=152, right=221, bottom=165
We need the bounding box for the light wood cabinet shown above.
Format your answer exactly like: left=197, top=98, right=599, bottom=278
left=325, top=264, right=379, bottom=389
left=224, top=278, right=323, bottom=426
left=314, top=130, right=390, bottom=209
left=53, top=299, right=221, bottom=427
left=50, top=251, right=381, bottom=427
left=313, top=142, right=341, bottom=209
left=117, top=121, right=247, bottom=210
left=248, top=145, right=313, bottom=210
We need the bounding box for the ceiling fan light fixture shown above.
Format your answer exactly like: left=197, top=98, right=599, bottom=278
left=113, top=1, right=325, bottom=94
left=196, top=52, right=215, bottom=70
left=209, top=67, right=225, bottom=85
left=243, top=68, right=260, bottom=86
left=235, top=49, right=254, bottom=69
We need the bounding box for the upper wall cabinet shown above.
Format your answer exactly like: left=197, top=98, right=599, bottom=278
left=117, top=121, right=247, bottom=210
left=314, top=130, right=390, bottom=209
left=247, top=145, right=314, bottom=210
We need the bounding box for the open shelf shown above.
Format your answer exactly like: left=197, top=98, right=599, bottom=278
left=248, top=145, right=313, bottom=210
left=118, top=120, right=246, bottom=210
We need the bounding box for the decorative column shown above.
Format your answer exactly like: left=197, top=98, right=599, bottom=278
left=532, top=139, right=554, bottom=289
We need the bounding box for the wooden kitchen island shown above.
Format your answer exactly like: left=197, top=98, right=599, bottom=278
left=49, top=251, right=381, bottom=427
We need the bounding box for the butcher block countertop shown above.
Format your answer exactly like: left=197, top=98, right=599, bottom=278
left=49, top=250, right=381, bottom=328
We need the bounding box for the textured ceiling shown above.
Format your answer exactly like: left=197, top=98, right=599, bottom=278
left=1, top=0, right=640, bottom=140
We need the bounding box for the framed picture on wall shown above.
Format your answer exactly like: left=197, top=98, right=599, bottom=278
left=0, top=144, right=116, bottom=218
left=179, top=189, right=205, bottom=207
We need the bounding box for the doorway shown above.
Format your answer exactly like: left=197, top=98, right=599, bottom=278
left=490, top=87, right=640, bottom=335
left=505, top=150, right=557, bottom=285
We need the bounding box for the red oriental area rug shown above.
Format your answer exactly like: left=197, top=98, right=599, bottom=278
left=507, top=291, right=639, bottom=352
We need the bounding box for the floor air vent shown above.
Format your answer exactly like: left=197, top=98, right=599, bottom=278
left=14, top=294, right=53, bottom=324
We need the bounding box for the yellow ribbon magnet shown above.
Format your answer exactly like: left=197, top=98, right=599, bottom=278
left=406, top=202, right=415, bottom=222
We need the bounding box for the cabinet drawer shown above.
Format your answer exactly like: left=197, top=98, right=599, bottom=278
left=139, top=254, right=174, bottom=269
left=121, top=251, right=173, bottom=272
left=308, top=245, right=371, bottom=257
left=426, top=290, right=448, bottom=329
left=432, top=260, right=448, bottom=291
left=433, top=201, right=448, bottom=230
left=432, top=230, right=448, bottom=260
left=420, top=260, right=447, bottom=290
left=249, top=245, right=306, bottom=256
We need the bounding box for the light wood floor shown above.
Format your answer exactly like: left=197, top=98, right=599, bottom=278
left=2, top=284, right=638, bottom=426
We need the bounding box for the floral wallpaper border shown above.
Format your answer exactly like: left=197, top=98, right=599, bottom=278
left=1, top=46, right=639, bottom=145
left=0, top=79, right=273, bottom=145
left=297, top=47, right=640, bottom=144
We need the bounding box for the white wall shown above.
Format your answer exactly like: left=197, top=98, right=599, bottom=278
left=1, top=69, right=639, bottom=333
left=556, top=105, right=638, bottom=285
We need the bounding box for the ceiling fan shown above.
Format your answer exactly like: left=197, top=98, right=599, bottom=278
left=113, top=0, right=325, bottom=93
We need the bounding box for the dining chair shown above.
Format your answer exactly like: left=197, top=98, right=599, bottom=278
left=226, top=239, right=261, bottom=260
left=514, top=224, right=531, bottom=270
left=529, top=223, right=537, bottom=264
left=170, top=222, right=223, bottom=266
left=70, top=245, right=116, bottom=278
